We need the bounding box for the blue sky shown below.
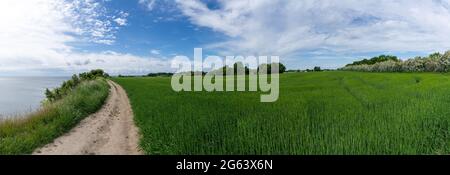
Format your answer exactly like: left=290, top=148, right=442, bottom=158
left=1, top=0, right=450, bottom=76
left=76, top=0, right=226, bottom=57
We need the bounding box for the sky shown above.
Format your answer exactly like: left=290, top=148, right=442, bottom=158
left=1, top=0, right=450, bottom=76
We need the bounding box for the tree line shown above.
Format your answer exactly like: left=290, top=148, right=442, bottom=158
left=341, top=51, right=450, bottom=72
left=117, top=62, right=287, bottom=78
left=209, top=62, right=287, bottom=75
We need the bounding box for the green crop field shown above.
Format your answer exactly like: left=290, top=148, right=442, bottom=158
left=114, top=71, right=450, bottom=155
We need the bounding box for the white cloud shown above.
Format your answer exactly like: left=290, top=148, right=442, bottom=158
left=64, top=0, right=123, bottom=45
left=0, top=50, right=173, bottom=76
left=114, top=11, right=129, bottom=26
left=114, top=18, right=127, bottom=26
left=139, top=0, right=156, bottom=11
left=150, top=49, right=161, bottom=55
left=63, top=51, right=172, bottom=75
left=0, top=0, right=169, bottom=75
left=176, top=0, right=450, bottom=67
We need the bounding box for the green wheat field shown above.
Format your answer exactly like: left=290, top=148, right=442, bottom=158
left=114, top=71, right=450, bottom=155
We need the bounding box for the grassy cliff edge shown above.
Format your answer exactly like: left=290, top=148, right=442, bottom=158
left=0, top=78, right=110, bottom=154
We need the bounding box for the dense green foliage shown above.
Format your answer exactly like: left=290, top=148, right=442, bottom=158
left=342, top=51, right=450, bottom=72
left=115, top=72, right=450, bottom=155
left=287, top=66, right=334, bottom=72
left=233, top=62, right=250, bottom=75
left=45, top=69, right=109, bottom=102
left=346, top=55, right=399, bottom=66
left=146, top=72, right=174, bottom=77
left=0, top=78, right=109, bottom=154
left=210, top=62, right=287, bottom=75
left=313, top=66, right=322, bottom=72
left=257, top=63, right=286, bottom=74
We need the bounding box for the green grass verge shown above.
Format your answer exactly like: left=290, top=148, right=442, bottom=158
left=0, top=78, right=110, bottom=154
left=114, top=71, right=450, bottom=155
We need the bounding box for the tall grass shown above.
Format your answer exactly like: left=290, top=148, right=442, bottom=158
left=0, top=78, right=109, bottom=154
left=115, top=72, right=450, bottom=155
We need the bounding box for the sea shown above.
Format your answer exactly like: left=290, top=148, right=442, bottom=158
left=0, top=77, right=68, bottom=118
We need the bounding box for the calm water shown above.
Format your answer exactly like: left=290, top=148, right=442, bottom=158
left=0, top=77, right=68, bottom=118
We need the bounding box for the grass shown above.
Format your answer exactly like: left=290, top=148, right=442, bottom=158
left=0, top=78, right=109, bottom=154
left=114, top=71, right=450, bottom=155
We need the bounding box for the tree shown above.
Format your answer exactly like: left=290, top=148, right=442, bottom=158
left=270, top=63, right=286, bottom=74
left=257, top=62, right=287, bottom=74
left=341, top=50, right=450, bottom=73
left=347, top=55, right=399, bottom=66
left=314, top=66, right=321, bottom=72
left=45, top=88, right=54, bottom=102
left=429, top=52, right=442, bottom=60
left=71, top=74, right=80, bottom=86
left=233, top=62, right=246, bottom=75
left=257, top=64, right=270, bottom=74
left=278, top=63, right=286, bottom=73
left=79, top=69, right=108, bottom=80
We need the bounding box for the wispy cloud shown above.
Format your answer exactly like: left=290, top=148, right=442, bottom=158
left=63, top=51, right=172, bottom=75
left=0, top=51, right=172, bottom=76
left=114, top=11, right=129, bottom=26
left=139, top=0, right=157, bottom=11
left=150, top=49, right=161, bottom=55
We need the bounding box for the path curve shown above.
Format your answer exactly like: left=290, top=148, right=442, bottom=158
left=33, top=80, right=142, bottom=155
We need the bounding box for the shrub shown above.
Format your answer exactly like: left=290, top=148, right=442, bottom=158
left=346, top=55, right=399, bottom=66
left=45, top=69, right=109, bottom=102
left=341, top=51, right=450, bottom=73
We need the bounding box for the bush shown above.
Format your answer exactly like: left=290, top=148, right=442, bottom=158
left=346, top=55, right=399, bottom=66
left=45, top=69, right=109, bottom=102
left=341, top=51, right=450, bottom=73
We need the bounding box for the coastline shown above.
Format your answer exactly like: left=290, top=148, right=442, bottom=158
left=0, top=77, right=110, bottom=154
left=0, top=76, right=69, bottom=118
left=34, top=80, right=142, bottom=155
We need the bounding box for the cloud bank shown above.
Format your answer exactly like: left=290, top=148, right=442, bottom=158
left=176, top=0, right=450, bottom=66
left=0, top=0, right=168, bottom=76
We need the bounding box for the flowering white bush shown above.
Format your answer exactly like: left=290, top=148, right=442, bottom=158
left=341, top=50, right=450, bottom=72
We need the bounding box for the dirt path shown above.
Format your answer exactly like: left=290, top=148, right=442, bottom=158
left=33, top=80, right=143, bottom=155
